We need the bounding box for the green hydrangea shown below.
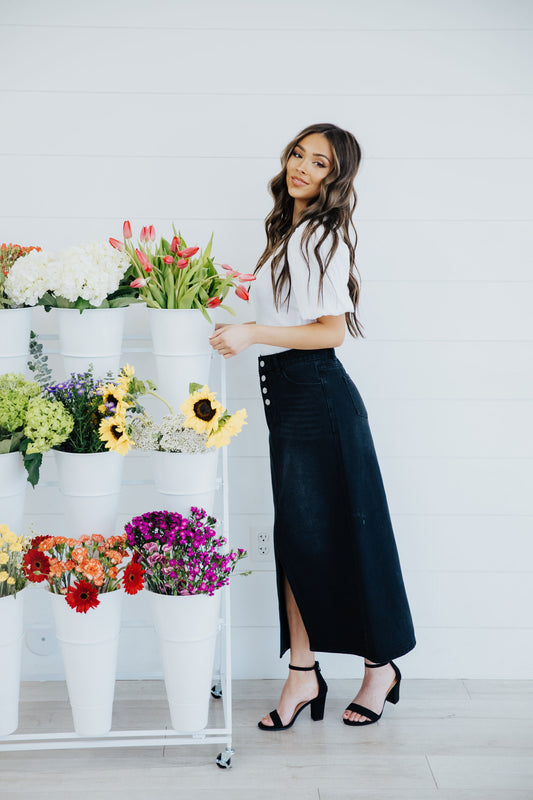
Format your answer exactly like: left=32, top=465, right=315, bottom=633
left=24, top=397, right=74, bottom=454
left=0, top=374, right=40, bottom=434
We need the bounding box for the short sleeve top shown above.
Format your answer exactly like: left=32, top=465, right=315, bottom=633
left=250, top=224, right=354, bottom=355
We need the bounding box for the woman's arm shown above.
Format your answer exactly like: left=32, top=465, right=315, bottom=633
left=208, top=315, right=345, bottom=359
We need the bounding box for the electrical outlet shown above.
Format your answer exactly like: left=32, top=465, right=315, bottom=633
left=254, top=529, right=273, bottom=561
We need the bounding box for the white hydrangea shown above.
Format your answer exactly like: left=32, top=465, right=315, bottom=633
left=51, top=241, right=129, bottom=307
left=4, top=249, right=56, bottom=306
left=4, top=241, right=129, bottom=308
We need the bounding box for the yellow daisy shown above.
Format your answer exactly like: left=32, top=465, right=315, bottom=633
left=99, top=415, right=133, bottom=456
left=180, top=385, right=225, bottom=436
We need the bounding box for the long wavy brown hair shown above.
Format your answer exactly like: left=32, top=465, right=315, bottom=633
left=254, top=122, right=364, bottom=338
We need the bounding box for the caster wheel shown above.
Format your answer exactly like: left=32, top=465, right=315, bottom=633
left=211, top=682, right=223, bottom=699
left=216, top=748, right=234, bottom=768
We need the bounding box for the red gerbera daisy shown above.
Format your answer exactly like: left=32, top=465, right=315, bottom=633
left=123, top=561, right=144, bottom=595
left=65, top=580, right=100, bottom=613
left=23, top=549, right=51, bottom=583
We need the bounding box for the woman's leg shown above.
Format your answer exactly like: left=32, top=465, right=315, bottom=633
left=342, top=659, right=397, bottom=723
left=260, top=574, right=320, bottom=726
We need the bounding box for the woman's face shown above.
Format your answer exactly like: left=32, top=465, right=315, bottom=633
left=286, top=132, right=334, bottom=208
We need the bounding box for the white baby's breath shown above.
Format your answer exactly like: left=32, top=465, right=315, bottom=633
left=132, top=413, right=208, bottom=454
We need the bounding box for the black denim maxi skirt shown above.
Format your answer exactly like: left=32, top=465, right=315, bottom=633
left=258, top=347, right=416, bottom=662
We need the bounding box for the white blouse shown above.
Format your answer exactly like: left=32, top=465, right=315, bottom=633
left=250, top=224, right=354, bottom=355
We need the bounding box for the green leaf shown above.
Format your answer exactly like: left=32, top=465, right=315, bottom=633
left=164, top=272, right=175, bottom=308
left=0, top=439, right=11, bottom=454
left=23, top=452, right=42, bottom=488
left=188, top=382, right=203, bottom=394
left=203, top=233, right=214, bottom=261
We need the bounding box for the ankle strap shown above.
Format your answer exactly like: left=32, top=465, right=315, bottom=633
left=364, top=660, right=390, bottom=668
left=289, top=661, right=319, bottom=672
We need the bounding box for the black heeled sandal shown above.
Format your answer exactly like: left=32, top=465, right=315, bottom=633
left=343, top=660, right=401, bottom=726
left=258, top=661, right=328, bottom=731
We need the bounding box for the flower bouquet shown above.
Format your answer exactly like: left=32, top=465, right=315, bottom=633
left=0, top=372, right=74, bottom=486
left=124, top=506, right=247, bottom=731
left=124, top=506, right=247, bottom=596
left=0, top=243, right=42, bottom=309
left=22, top=532, right=144, bottom=611
left=0, top=524, right=28, bottom=598
left=23, top=532, right=144, bottom=735
left=112, top=220, right=256, bottom=321
left=4, top=240, right=139, bottom=311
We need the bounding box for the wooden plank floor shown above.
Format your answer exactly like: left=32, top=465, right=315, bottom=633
left=1, top=678, right=532, bottom=799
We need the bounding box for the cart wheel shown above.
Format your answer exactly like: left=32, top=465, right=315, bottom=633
left=211, top=682, right=223, bottom=699
left=216, top=747, right=234, bottom=768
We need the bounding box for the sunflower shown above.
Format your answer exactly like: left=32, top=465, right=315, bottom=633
left=117, top=363, right=135, bottom=392
left=65, top=580, right=100, bottom=613
left=180, top=385, right=225, bottom=435
left=99, top=415, right=133, bottom=456
left=221, top=408, right=247, bottom=437
left=97, top=383, right=129, bottom=417
left=205, top=409, right=247, bottom=449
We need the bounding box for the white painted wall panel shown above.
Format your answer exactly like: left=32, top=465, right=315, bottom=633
left=1, top=28, right=531, bottom=94
left=3, top=93, right=533, bottom=160
left=3, top=0, right=533, bottom=30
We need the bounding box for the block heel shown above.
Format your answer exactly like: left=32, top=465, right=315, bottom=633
left=343, top=659, right=402, bottom=726
left=258, top=661, right=328, bottom=731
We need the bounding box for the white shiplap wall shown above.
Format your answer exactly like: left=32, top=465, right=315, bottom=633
left=1, top=0, right=532, bottom=680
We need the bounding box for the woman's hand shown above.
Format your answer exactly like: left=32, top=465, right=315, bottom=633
left=209, top=323, right=256, bottom=359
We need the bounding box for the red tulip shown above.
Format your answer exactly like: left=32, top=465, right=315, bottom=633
left=140, top=226, right=148, bottom=242
left=207, top=296, right=222, bottom=308
left=235, top=285, right=249, bottom=301
left=109, top=237, right=124, bottom=251
left=148, top=225, right=156, bottom=241
left=176, top=258, right=189, bottom=269
left=176, top=246, right=199, bottom=258
left=170, top=236, right=180, bottom=253
left=163, top=255, right=174, bottom=264
left=123, top=220, right=132, bottom=240
left=238, top=273, right=256, bottom=282
left=130, top=277, right=146, bottom=288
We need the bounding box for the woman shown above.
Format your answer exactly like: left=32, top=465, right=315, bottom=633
left=209, top=123, right=416, bottom=730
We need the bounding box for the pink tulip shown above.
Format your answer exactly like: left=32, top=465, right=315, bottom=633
left=176, top=258, right=189, bottom=269
left=140, top=226, right=148, bottom=242
left=149, top=225, right=156, bottom=241
left=235, top=285, right=249, bottom=301
left=170, top=236, right=180, bottom=253
left=123, top=220, right=132, bottom=240
left=176, top=246, right=199, bottom=258
left=109, top=237, right=124, bottom=251
left=207, top=296, right=221, bottom=308
left=238, top=273, right=256, bottom=282
left=130, top=277, right=146, bottom=288
left=163, top=255, right=174, bottom=264
left=221, top=264, right=233, bottom=271
left=135, top=248, right=153, bottom=272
